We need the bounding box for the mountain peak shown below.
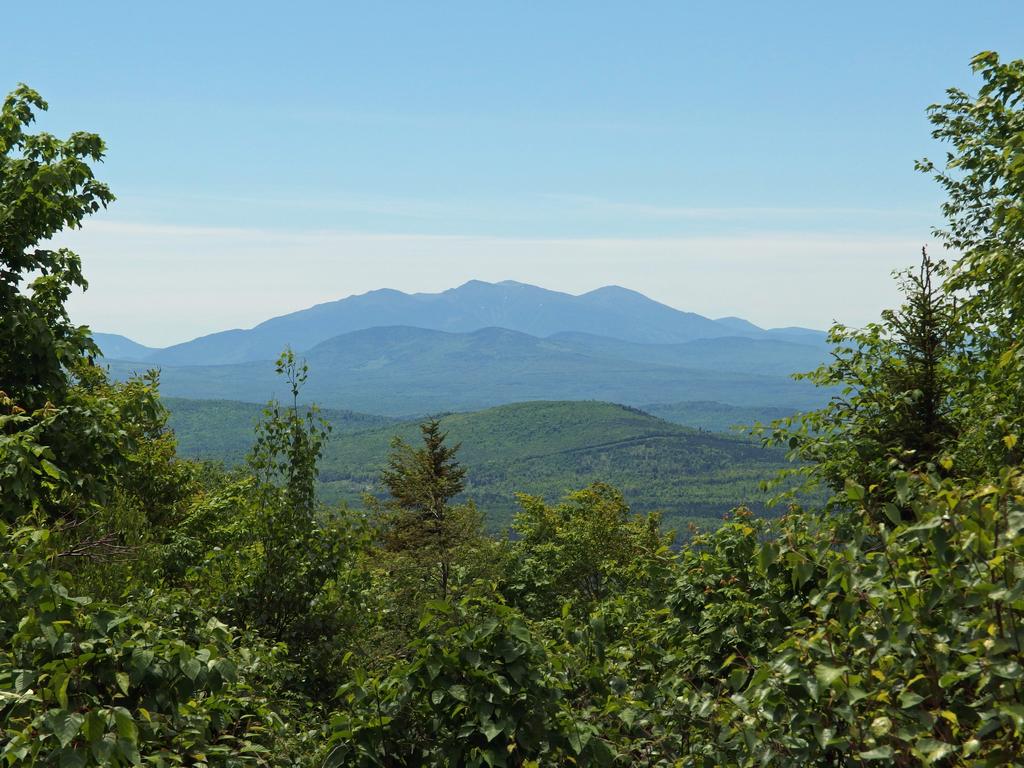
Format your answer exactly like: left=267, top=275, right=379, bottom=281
left=454, top=279, right=492, bottom=289
left=453, top=279, right=544, bottom=292
left=713, top=316, right=764, bottom=334
left=581, top=285, right=648, bottom=301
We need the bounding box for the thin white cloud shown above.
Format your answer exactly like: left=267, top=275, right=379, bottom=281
left=113, top=192, right=490, bottom=221
left=543, top=194, right=935, bottom=222
left=111, top=191, right=936, bottom=229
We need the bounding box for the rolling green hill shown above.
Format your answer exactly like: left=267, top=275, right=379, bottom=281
left=166, top=398, right=794, bottom=533
left=164, top=398, right=396, bottom=464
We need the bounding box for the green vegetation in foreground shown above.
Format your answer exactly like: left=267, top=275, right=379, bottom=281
left=167, top=398, right=789, bottom=532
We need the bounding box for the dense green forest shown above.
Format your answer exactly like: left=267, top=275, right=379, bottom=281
left=167, top=398, right=791, bottom=531
left=163, top=397, right=395, bottom=463
left=3, top=50, right=1024, bottom=767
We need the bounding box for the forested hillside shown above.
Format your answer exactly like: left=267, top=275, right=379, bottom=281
left=164, top=397, right=395, bottom=463
left=168, top=398, right=789, bottom=531
left=106, top=325, right=827, bottom=415
left=641, top=399, right=795, bottom=431
left=4, top=52, right=1024, bottom=767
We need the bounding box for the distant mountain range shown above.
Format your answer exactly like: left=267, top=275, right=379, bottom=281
left=95, top=280, right=831, bottom=418
left=95, top=280, right=824, bottom=366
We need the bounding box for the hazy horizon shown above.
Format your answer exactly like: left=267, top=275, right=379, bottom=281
left=95, top=276, right=833, bottom=350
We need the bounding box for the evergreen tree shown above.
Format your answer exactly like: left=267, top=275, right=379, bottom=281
left=765, top=248, right=966, bottom=520
left=382, top=419, right=466, bottom=518
left=380, top=419, right=470, bottom=600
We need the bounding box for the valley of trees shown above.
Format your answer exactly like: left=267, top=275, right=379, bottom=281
left=165, top=398, right=793, bottom=532
left=2, top=49, right=1024, bottom=767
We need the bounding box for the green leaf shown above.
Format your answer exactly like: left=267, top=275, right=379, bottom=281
left=757, top=542, right=779, bottom=570
left=814, top=664, right=847, bottom=689
left=180, top=656, right=202, bottom=681
left=482, top=721, right=502, bottom=742
left=508, top=619, right=531, bottom=643
left=917, top=739, right=955, bottom=761
left=588, top=738, right=616, bottom=767
left=58, top=748, right=86, bottom=768
left=129, top=649, right=154, bottom=681
left=858, top=746, right=894, bottom=760
left=113, top=707, right=137, bottom=742
left=45, top=711, right=84, bottom=748
left=448, top=684, right=468, bottom=702
left=845, top=479, right=865, bottom=502
left=55, top=672, right=70, bottom=709
left=728, top=667, right=748, bottom=690
left=39, top=458, right=63, bottom=479
left=566, top=728, right=586, bottom=755
left=899, top=690, right=925, bottom=709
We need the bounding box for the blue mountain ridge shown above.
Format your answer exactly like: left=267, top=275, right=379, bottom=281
left=94, top=280, right=824, bottom=366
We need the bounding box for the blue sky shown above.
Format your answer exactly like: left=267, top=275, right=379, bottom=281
left=5, top=2, right=1022, bottom=345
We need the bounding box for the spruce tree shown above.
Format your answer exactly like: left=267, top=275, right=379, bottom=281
left=767, top=248, right=965, bottom=521
left=380, top=419, right=469, bottom=599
